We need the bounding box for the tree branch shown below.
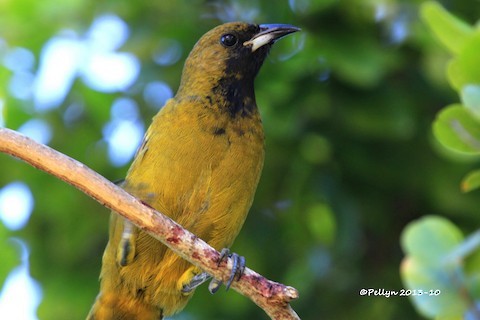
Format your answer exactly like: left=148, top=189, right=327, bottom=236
left=0, top=127, right=300, bottom=320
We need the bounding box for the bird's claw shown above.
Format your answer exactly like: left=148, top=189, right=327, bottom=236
left=181, top=272, right=211, bottom=293
left=209, top=248, right=246, bottom=293
left=181, top=248, right=246, bottom=294
left=208, top=278, right=223, bottom=294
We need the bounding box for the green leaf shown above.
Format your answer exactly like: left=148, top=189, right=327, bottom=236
left=401, top=258, right=467, bottom=319
left=401, top=216, right=467, bottom=318
left=445, top=231, right=480, bottom=264
left=464, top=238, right=480, bottom=299
left=447, top=59, right=464, bottom=91
left=461, top=169, right=480, bottom=192
left=421, top=1, right=473, bottom=55
left=461, top=85, right=480, bottom=120
left=448, top=35, right=480, bottom=90
left=401, top=215, right=463, bottom=264
left=433, top=104, right=480, bottom=154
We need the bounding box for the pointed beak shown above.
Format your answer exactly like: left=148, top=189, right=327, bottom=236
left=244, top=24, right=301, bottom=52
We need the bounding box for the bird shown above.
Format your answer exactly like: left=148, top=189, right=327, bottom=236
left=87, top=21, right=299, bottom=320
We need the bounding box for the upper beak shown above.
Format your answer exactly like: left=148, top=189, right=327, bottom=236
left=244, top=24, right=301, bottom=52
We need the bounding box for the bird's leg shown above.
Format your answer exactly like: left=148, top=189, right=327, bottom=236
left=116, top=199, right=155, bottom=267
left=116, top=219, right=137, bottom=267
left=181, top=248, right=246, bottom=294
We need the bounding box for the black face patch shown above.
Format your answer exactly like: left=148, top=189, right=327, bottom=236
left=212, top=76, right=256, bottom=118
left=207, top=24, right=273, bottom=118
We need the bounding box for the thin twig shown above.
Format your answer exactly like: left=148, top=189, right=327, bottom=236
left=0, top=127, right=300, bottom=320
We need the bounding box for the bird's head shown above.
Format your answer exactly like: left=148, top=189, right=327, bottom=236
left=177, top=22, right=299, bottom=115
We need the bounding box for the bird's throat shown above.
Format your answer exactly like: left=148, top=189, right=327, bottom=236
left=211, top=75, right=257, bottom=118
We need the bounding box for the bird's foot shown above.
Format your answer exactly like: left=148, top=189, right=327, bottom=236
left=209, top=248, right=246, bottom=293
left=180, top=248, right=246, bottom=294
left=181, top=272, right=211, bottom=293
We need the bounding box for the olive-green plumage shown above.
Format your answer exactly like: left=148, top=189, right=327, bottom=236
left=88, top=22, right=299, bottom=319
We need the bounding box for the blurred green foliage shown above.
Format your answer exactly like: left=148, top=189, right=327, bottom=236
left=1, top=0, right=480, bottom=319
left=400, top=3, right=480, bottom=319
left=423, top=1, right=480, bottom=188
left=400, top=216, right=479, bottom=319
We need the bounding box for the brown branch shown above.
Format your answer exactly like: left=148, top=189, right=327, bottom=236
left=0, top=127, right=300, bottom=320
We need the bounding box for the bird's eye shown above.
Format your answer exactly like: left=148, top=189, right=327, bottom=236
left=220, top=34, right=238, bottom=47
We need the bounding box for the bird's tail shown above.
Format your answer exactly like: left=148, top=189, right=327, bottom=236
left=87, top=292, right=162, bottom=320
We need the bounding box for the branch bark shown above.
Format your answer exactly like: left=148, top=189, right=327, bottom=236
left=0, top=127, right=300, bottom=320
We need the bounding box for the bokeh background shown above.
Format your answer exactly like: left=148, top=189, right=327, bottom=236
left=0, top=0, right=479, bottom=319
